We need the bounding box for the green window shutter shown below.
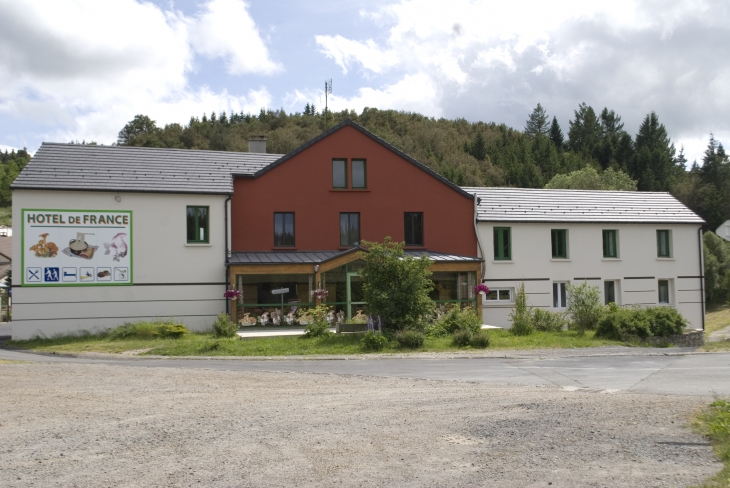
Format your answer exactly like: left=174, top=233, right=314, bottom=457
left=551, top=229, right=567, bottom=258
left=493, top=227, right=511, bottom=260
left=603, top=230, right=617, bottom=258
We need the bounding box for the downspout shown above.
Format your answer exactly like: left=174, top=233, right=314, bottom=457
left=225, top=194, right=232, bottom=316
left=698, top=226, right=705, bottom=331
left=474, top=196, right=486, bottom=281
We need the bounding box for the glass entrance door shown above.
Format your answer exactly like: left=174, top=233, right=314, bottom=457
left=346, top=272, right=366, bottom=321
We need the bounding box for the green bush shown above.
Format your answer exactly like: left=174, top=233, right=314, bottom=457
left=596, top=304, right=689, bottom=341
left=532, top=308, right=566, bottom=332
left=301, top=305, right=333, bottom=338
left=157, top=323, right=188, bottom=338
left=395, top=329, right=425, bottom=349
left=469, top=331, right=491, bottom=348
left=212, top=313, right=238, bottom=338
left=644, top=307, right=687, bottom=336
left=360, top=331, right=388, bottom=352
left=566, top=282, right=605, bottom=334
left=509, top=283, right=534, bottom=336
left=108, top=320, right=188, bottom=340
left=595, top=304, right=651, bottom=341
left=452, top=329, right=473, bottom=347
left=429, top=307, right=482, bottom=337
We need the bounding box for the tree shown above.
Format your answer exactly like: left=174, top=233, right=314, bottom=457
left=632, top=112, right=676, bottom=192
left=117, top=115, right=162, bottom=146
left=703, top=232, right=730, bottom=304
left=565, top=282, right=604, bottom=334
left=359, top=237, right=434, bottom=331
left=545, top=166, right=637, bottom=191
left=549, top=116, right=564, bottom=148
left=524, top=103, right=550, bottom=137
left=466, top=132, right=487, bottom=161
left=568, top=103, right=601, bottom=154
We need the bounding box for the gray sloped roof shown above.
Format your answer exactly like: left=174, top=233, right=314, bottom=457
left=228, top=248, right=481, bottom=265
left=12, top=143, right=283, bottom=194
left=461, top=187, right=705, bottom=224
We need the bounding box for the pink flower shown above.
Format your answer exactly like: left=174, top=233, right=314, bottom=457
left=474, top=284, right=490, bottom=295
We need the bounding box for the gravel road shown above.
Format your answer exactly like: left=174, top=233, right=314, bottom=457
left=0, top=362, right=721, bottom=487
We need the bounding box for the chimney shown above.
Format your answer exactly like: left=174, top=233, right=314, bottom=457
left=248, top=136, right=267, bottom=153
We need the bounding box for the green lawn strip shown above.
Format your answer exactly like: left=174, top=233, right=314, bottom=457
left=693, top=398, right=730, bottom=488
left=10, top=330, right=622, bottom=357
left=706, top=305, right=730, bottom=336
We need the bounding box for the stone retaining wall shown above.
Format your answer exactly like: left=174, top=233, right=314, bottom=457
left=642, top=330, right=705, bottom=347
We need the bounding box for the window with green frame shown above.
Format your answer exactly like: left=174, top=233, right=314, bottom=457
left=603, top=230, right=618, bottom=258
left=493, top=227, right=511, bottom=260
left=657, top=230, right=671, bottom=257
left=186, top=206, right=209, bottom=243
left=551, top=229, right=567, bottom=258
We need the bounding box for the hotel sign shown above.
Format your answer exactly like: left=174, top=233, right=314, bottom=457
left=21, top=209, right=133, bottom=286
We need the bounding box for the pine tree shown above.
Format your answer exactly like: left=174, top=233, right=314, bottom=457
left=468, top=132, right=487, bottom=161
left=524, top=103, right=549, bottom=137
left=632, top=112, right=675, bottom=191
left=568, top=103, right=601, bottom=154
left=549, top=116, right=564, bottom=148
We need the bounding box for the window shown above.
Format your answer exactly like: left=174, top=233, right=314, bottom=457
left=603, top=230, right=618, bottom=258
left=604, top=281, right=616, bottom=305
left=332, top=159, right=347, bottom=188
left=553, top=282, right=568, bottom=308
left=274, top=213, right=295, bottom=247
left=352, top=159, right=367, bottom=188
left=484, top=288, right=513, bottom=302
left=658, top=280, right=670, bottom=304
left=493, top=227, right=511, bottom=260
left=186, top=206, right=209, bottom=243
left=551, top=229, right=568, bottom=258
left=404, top=212, right=423, bottom=246
left=657, top=230, right=671, bottom=257
left=340, top=213, right=360, bottom=246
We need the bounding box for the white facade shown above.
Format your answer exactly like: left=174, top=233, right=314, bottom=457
left=477, top=221, right=704, bottom=329
left=12, top=189, right=229, bottom=339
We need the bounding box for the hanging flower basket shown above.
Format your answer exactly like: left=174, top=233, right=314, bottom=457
left=310, top=288, right=329, bottom=301
left=474, top=283, right=490, bottom=295
left=224, top=289, right=242, bottom=301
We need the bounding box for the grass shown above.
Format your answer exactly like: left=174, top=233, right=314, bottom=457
left=693, top=398, right=730, bottom=487
left=703, top=305, right=730, bottom=352
left=0, top=206, right=11, bottom=227
left=9, top=327, right=623, bottom=357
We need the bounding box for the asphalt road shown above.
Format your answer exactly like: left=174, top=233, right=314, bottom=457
left=2, top=347, right=729, bottom=397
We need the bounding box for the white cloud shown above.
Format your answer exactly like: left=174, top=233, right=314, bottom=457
left=190, top=0, right=282, bottom=75
left=0, top=0, right=278, bottom=146
left=315, top=0, right=730, bottom=163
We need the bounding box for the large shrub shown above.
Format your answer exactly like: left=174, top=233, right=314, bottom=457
left=359, top=238, right=435, bottom=331
left=452, top=329, right=473, bottom=347
left=212, top=313, right=238, bottom=338
left=395, top=330, right=425, bottom=349
left=469, top=331, right=491, bottom=348
left=595, top=304, right=651, bottom=340
left=644, top=307, right=687, bottom=336
left=429, top=307, right=482, bottom=337
left=566, top=282, right=605, bottom=334
left=532, top=308, right=567, bottom=332
left=509, top=283, right=534, bottom=336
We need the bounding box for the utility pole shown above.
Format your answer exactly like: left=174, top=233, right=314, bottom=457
left=325, top=79, right=332, bottom=128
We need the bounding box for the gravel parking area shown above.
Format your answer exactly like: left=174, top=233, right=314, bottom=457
left=0, top=362, right=721, bottom=487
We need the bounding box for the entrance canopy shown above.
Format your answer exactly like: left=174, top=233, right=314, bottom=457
left=228, top=248, right=482, bottom=325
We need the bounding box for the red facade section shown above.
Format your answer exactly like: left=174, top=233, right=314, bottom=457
left=230, top=125, right=477, bottom=256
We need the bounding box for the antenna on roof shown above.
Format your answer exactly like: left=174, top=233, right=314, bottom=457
left=325, top=79, right=332, bottom=128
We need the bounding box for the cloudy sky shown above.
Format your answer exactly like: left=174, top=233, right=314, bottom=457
left=0, top=0, right=728, bottom=164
